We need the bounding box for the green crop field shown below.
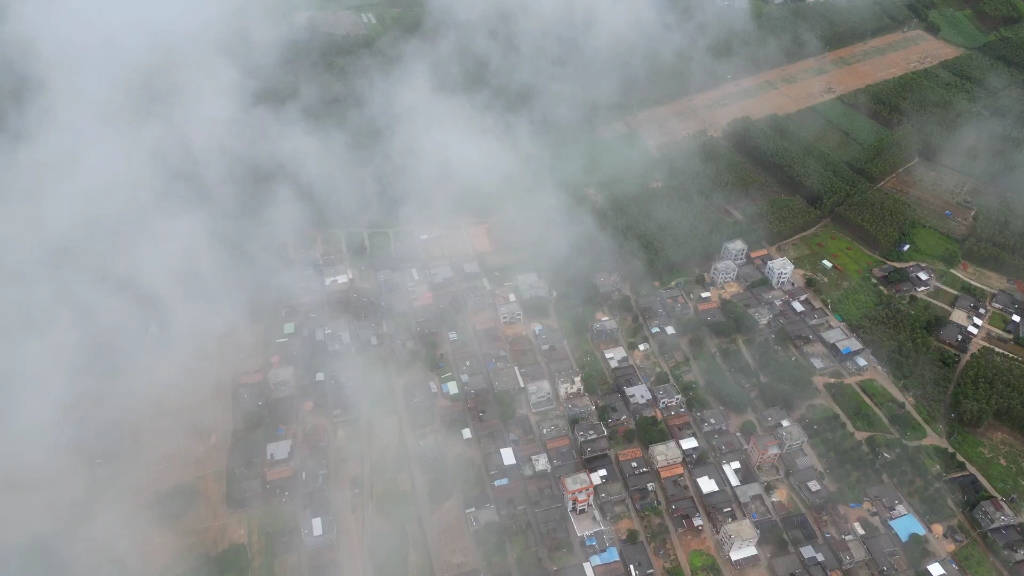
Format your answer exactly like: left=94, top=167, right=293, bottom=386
left=787, top=108, right=865, bottom=162
left=857, top=379, right=928, bottom=441
left=813, top=100, right=891, bottom=146
left=826, top=382, right=892, bottom=434
left=801, top=229, right=884, bottom=276
left=904, top=227, right=961, bottom=268
left=929, top=9, right=990, bottom=48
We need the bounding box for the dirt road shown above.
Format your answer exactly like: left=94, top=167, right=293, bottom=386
left=623, top=31, right=961, bottom=152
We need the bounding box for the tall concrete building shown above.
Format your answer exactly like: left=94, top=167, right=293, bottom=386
left=710, top=260, right=739, bottom=286
left=765, top=257, right=795, bottom=288
left=721, top=239, right=748, bottom=263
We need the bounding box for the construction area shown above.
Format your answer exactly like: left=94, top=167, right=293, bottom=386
left=621, top=30, right=962, bottom=152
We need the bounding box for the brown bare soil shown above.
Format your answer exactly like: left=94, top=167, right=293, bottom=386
left=960, top=264, right=1018, bottom=294
left=430, top=496, right=478, bottom=576
left=979, top=422, right=1024, bottom=451
left=613, top=516, right=638, bottom=539
left=623, top=31, right=962, bottom=152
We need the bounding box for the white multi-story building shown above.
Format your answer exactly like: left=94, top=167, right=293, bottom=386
left=721, top=239, right=748, bottom=263
left=765, top=257, right=795, bottom=288
left=710, top=260, right=739, bottom=286
left=720, top=519, right=759, bottom=554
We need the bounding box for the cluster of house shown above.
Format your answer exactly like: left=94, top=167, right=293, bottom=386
left=872, top=264, right=935, bottom=295
left=732, top=287, right=867, bottom=375
left=709, top=239, right=795, bottom=291
left=450, top=270, right=711, bottom=575
left=971, top=497, right=1024, bottom=570
left=552, top=397, right=962, bottom=576
left=766, top=476, right=948, bottom=576
left=993, top=290, right=1024, bottom=340
left=938, top=289, right=1024, bottom=352
left=229, top=300, right=355, bottom=553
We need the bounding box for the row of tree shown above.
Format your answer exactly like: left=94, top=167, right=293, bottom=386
left=725, top=116, right=871, bottom=214
left=834, top=188, right=917, bottom=257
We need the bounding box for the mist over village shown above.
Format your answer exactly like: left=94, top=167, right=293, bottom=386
left=4, top=0, right=1024, bottom=575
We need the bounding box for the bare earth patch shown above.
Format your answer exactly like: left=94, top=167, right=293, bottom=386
left=622, top=31, right=962, bottom=152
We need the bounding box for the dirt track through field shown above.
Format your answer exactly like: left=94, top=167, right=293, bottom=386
left=623, top=31, right=962, bottom=152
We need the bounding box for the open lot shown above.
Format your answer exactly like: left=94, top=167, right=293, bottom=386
left=623, top=31, right=962, bottom=151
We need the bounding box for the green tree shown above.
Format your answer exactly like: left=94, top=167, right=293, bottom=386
left=636, top=416, right=671, bottom=446
left=626, top=528, right=641, bottom=544
left=614, top=294, right=635, bottom=316
left=740, top=419, right=758, bottom=437
left=652, top=371, right=670, bottom=387
left=690, top=334, right=706, bottom=352
left=496, top=391, right=516, bottom=423
left=696, top=273, right=707, bottom=287
left=623, top=429, right=637, bottom=443
left=905, top=533, right=930, bottom=566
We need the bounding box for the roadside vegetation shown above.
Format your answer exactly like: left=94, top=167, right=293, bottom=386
left=825, top=381, right=892, bottom=434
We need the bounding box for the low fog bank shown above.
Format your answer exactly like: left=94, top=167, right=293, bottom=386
left=0, top=0, right=840, bottom=572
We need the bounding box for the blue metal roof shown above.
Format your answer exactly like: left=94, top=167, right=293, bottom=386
left=889, top=514, right=927, bottom=542
left=589, top=547, right=620, bottom=566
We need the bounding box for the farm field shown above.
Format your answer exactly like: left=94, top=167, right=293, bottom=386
left=624, top=31, right=962, bottom=151
left=857, top=379, right=927, bottom=441
left=930, top=9, right=990, bottom=48
left=825, top=381, right=892, bottom=434
left=880, top=160, right=985, bottom=238
left=800, top=228, right=883, bottom=276
left=904, top=226, right=961, bottom=268
left=949, top=426, right=1024, bottom=514
left=786, top=108, right=864, bottom=162
left=813, top=100, right=891, bottom=145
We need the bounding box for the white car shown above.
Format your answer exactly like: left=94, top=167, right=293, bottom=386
left=448, top=331, right=458, bottom=341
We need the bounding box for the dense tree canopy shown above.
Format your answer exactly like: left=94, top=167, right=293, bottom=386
left=834, top=188, right=916, bottom=255
left=952, top=348, right=1024, bottom=433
